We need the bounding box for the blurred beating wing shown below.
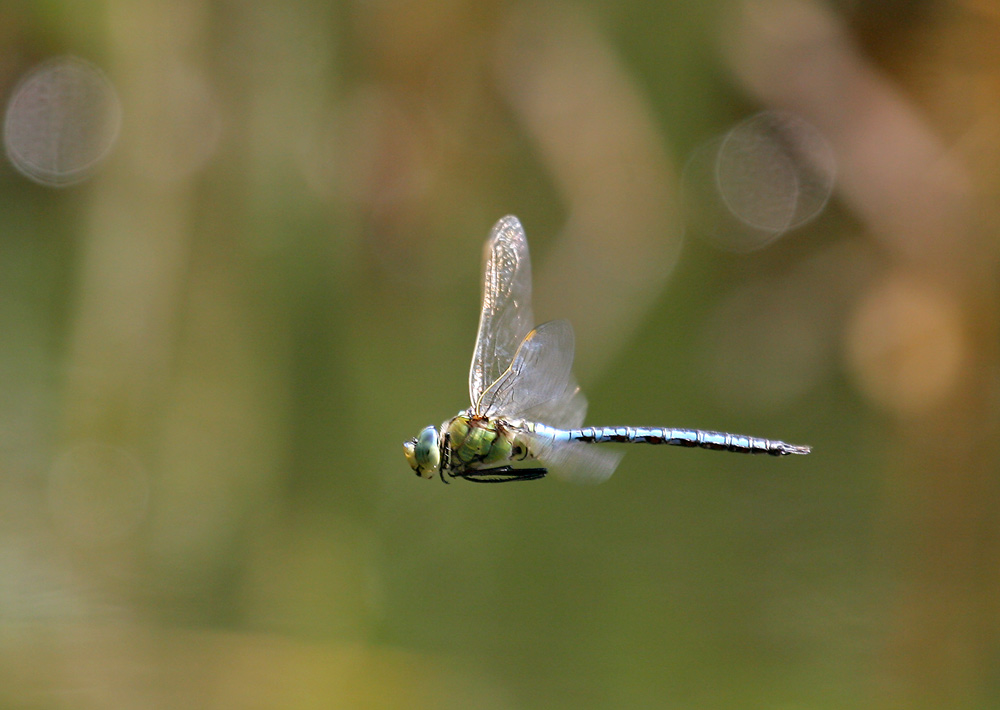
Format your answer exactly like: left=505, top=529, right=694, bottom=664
left=469, top=216, right=536, bottom=410
left=518, top=430, right=623, bottom=485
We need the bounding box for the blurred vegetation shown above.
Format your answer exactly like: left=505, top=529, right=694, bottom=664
left=0, top=0, right=998, bottom=708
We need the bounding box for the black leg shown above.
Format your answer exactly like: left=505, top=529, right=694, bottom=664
left=458, top=466, right=548, bottom=483
left=439, top=432, right=452, bottom=483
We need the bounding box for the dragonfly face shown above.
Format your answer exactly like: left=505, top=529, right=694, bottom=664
left=403, top=425, right=440, bottom=479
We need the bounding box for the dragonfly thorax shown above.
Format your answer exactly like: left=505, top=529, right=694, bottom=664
left=444, top=414, right=519, bottom=472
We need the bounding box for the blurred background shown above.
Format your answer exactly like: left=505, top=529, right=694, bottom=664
left=0, top=0, right=998, bottom=708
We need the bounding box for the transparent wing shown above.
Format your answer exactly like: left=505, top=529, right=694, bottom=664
left=469, top=216, right=535, bottom=410
left=518, top=431, right=623, bottom=485
left=519, top=377, right=588, bottom=429
left=478, top=320, right=578, bottom=421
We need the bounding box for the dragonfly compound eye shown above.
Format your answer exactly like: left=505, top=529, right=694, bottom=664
left=405, top=425, right=440, bottom=479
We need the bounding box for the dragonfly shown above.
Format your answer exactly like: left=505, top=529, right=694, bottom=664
left=404, top=216, right=811, bottom=484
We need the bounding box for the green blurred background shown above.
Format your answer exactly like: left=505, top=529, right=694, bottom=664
left=1, top=0, right=998, bottom=708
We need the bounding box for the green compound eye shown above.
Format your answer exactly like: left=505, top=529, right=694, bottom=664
left=404, top=425, right=440, bottom=479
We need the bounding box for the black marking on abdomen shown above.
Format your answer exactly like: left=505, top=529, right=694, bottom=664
left=566, top=426, right=809, bottom=456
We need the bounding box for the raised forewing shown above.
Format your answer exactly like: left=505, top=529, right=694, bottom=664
left=478, top=319, right=577, bottom=421
left=469, top=216, right=536, bottom=410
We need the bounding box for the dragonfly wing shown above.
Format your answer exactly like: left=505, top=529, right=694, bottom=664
left=519, top=430, right=622, bottom=485
left=469, top=216, right=535, bottom=411
left=519, top=377, right=587, bottom=429
left=479, top=320, right=576, bottom=420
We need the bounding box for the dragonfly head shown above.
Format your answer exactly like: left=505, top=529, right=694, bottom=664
left=404, top=425, right=440, bottom=479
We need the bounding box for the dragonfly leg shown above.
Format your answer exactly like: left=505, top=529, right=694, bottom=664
left=458, top=466, right=547, bottom=483
left=439, top=432, right=452, bottom=483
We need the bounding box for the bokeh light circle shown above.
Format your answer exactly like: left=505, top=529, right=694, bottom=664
left=3, top=56, right=122, bottom=186
left=845, top=272, right=966, bottom=416
left=717, top=111, right=835, bottom=233
left=685, top=111, right=836, bottom=251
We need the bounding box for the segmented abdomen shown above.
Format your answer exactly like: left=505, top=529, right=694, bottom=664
left=528, top=423, right=809, bottom=456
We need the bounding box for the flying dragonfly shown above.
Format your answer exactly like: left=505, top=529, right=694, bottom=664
left=404, top=216, right=811, bottom=484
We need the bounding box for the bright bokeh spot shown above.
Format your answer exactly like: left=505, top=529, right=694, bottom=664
left=845, top=272, right=966, bottom=416
left=3, top=57, right=122, bottom=186
left=130, top=61, right=221, bottom=183
left=685, top=111, right=836, bottom=251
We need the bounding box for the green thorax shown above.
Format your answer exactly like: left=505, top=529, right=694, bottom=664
left=445, top=414, right=523, bottom=471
